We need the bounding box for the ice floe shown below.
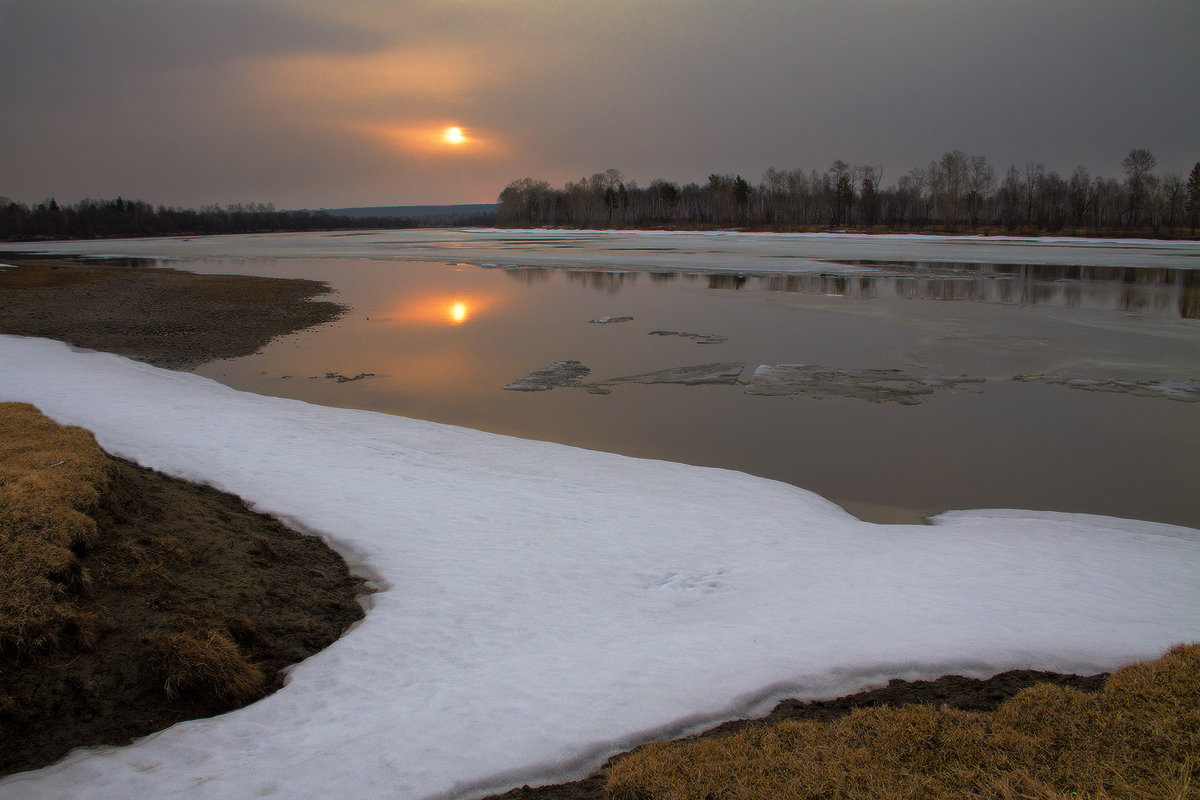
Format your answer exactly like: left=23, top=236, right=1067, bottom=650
left=648, top=330, right=728, bottom=344
left=746, top=365, right=987, bottom=404
left=586, top=362, right=746, bottom=394
left=321, top=371, right=375, bottom=383
left=505, top=360, right=986, bottom=404
left=1013, top=375, right=1200, bottom=402
left=503, top=359, right=593, bottom=391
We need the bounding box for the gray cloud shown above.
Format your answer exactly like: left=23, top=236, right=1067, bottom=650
left=2, top=0, right=1197, bottom=208
left=485, top=0, right=1200, bottom=182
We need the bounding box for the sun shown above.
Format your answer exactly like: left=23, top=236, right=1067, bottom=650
left=441, top=126, right=466, bottom=145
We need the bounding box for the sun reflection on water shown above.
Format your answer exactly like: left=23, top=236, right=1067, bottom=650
left=385, top=293, right=498, bottom=326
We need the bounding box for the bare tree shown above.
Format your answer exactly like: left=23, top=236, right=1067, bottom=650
left=1040, top=171, right=1069, bottom=231
left=997, top=166, right=1023, bottom=229
left=1022, top=162, right=1045, bottom=226
left=966, top=155, right=995, bottom=228
left=900, top=167, right=929, bottom=226
left=858, top=164, right=883, bottom=227
left=1068, top=166, right=1091, bottom=228
left=937, top=150, right=969, bottom=228
left=1122, top=148, right=1157, bottom=227
left=1161, top=173, right=1184, bottom=231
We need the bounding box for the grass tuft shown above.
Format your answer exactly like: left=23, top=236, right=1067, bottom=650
left=144, top=620, right=266, bottom=704
left=0, top=402, right=115, bottom=654
left=605, top=644, right=1200, bottom=800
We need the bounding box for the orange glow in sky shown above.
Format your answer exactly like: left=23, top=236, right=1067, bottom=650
left=356, top=121, right=504, bottom=159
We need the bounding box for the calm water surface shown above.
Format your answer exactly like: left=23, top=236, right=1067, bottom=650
left=159, top=253, right=1200, bottom=528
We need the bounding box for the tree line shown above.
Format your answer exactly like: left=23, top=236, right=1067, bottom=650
left=498, top=151, right=1200, bottom=237
left=0, top=197, right=496, bottom=242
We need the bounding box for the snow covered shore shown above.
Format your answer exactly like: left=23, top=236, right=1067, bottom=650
left=2, top=334, right=1198, bottom=799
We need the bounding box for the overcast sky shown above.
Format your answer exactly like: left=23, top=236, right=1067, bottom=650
left=2, top=0, right=1197, bottom=209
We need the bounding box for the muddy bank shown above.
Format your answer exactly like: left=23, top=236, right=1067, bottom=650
left=0, top=259, right=345, bottom=370
left=0, top=456, right=366, bottom=777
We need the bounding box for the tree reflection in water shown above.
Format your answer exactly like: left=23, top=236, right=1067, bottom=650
left=748, top=261, right=1200, bottom=318
left=500, top=259, right=1198, bottom=318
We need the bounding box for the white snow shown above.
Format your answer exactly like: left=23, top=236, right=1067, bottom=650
left=2, top=334, right=1198, bottom=799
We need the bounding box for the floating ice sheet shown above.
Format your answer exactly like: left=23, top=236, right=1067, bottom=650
left=4, top=229, right=1198, bottom=272
left=587, top=362, right=746, bottom=393
left=1014, top=374, right=1200, bottom=402
left=648, top=329, right=728, bottom=344
left=746, top=364, right=987, bottom=404
left=503, top=359, right=592, bottom=391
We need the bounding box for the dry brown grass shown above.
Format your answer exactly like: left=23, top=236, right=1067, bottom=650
left=0, top=404, right=365, bottom=774
left=144, top=620, right=266, bottom=704
left=0, top=402, right=115, bottom=653
left=606, top=644, right=1200, bottom=800
left=1, top=403, right=269, bottom=702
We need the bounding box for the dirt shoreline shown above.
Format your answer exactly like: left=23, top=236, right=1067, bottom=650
left=1, top=258, right=1108, bottom=795
left=0, top=454, right=367, bottom=776
left=0, top=257, right=345, bottom=370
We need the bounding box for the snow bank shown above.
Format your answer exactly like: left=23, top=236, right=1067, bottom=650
left=1, top=335, right=1197, bottom=800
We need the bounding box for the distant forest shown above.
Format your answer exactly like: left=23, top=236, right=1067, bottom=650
left=0, top=199, right=497, bottom=242
left=499, top=150, right=1200, bottom=238
left=7, top=149, right=1198, bottom=242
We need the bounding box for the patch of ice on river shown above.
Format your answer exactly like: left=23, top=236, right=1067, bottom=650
left=502, top=361, right=1200, bottom=404
left=507, top=360, right=986, bottom=402
left=649, top=330, right=728, bottom=344
left=504, top=360, right=593, bottom=391
left=589, top=315, right=634, bottom=324
left=745, top=365, right=986, bottom=404
left=6, top=229, right=1199, bottom=273
left=321, top=371, right=374, bottom=383
left=1013, top=375, right=1200, bottom=402
left=586, top=362, right=746, bottom=394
